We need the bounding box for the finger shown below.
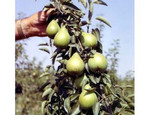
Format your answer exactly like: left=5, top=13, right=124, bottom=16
left=45, top=8, right=56, bottom=17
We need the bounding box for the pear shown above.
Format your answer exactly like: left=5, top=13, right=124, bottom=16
left=46, top=20, right=60, bottom=38
left=81, top=32, right=97, bottom=48
left=79, top=84, right=98, bottom=109
left=54, top=26, right=70, bottom=48
left=88, top=52, right=108, bottom=73
left=66, top=52, right=85, bottom=76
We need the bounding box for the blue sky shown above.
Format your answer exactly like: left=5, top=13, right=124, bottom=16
left=15, top=0, right=134, bottom=77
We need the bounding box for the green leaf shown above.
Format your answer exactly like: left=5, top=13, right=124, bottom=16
left=123, top=96, right=133, bottom=103
left=68, top=44, right=77, bottom=48
left=40, top=72, right=50, bottom=78
left=88, top=74, right=96, bottom=84
left=49, top=66, right=56, bottom=76
left=64, top=97, right=71, bottom=113
left=114, top=107, right=122, bottom=114
left=39, top=81, right=50, bottom=91
left=81, top=77, right=89, bottom=90
left=42, top=88, right=52, bottom=98
left=128, top=103, right=134, bottom=109
left=62, top=2, right=80, bottom=11
left=95, top=76, right=100, bottom=84
left=38, top=42, right=49, bottom=46
left=102, top=77, right=107, bottom=84
left=71, top=103, right=80, bottom=115
left=128, top=94, right=134, bottom=98
left=85, top=63, right=90, bottom=73
left=93, top=28, right=100, bottom=41
left=79, top=0, right=87, bottom=8
left=105, top=74, right=112, bottom=84
left=70, top=94, right=79, bottom=102
left=92, top=101, right=100, bottom=115
left=84, top=87, right=96, bottom=93
left=93, top=0, right=108, bottom=6
left=39, top=47, right=50, bottom=54
left=48, top=89, right=55, bottom=102
left=41, top=101, right=48, bottom=115
left=96, top=16, right=111, bottom=27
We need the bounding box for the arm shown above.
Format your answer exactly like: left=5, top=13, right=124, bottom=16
left=15, top=8, right=55, bottom=41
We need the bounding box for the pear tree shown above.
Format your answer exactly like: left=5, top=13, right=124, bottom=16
left=39, top=0, right=134, bottom=114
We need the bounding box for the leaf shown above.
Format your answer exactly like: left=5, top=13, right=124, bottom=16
left=128, top=94, right=134, bottom=98
left=92, top=101, right=100, bottom=115
left=70, top=94, right=79, bottom=102
left=122, top=85, right=133, bottom=88
left=42, top=88, right=52, bottom=98
left=124, top=109, right=134, bottom=114
left=41, top=101, right=48, bottom=115
left=106, top=83, right=111, bottom=88
left=64, top=97, right=71, bottom=113
left=102, top=77, right=107, bottom=84
left=95, top=76, right=100, bottom=84
left=92, top=28, right=100, bottom=41
left=84, top=87, right=96, bottom=93
left=80, top=21, right=88, bottom=26
left=96, top=16, right=111, bottom=27
left=38, top=42, right=49, bottom=46
left=123, top=96, right=132, bottom=103
left=104, top=74, right=112, bottom=84
left=48, top=89, right=55, bottom=102
left=43, top=7, right=50, bottom=12
left=62, top=2, right=80, bottom=11
left=128, top=103, right=134, bottom=109
left=81, top=77, right=89, bottom=90
left=71, top=103, right=80, bottom=115
left=93, top=0, right=108, bottom=6
left=79, top=0, right=87, bottom=8
left=40, top=72, right=50, bottom=78
left=114, top=107, right=122, bottom=114
left=43, top=4, right=54, bottom=11
left=85, top=63, right=90, bottom=73
left=46, top=9, right=58, bottom=23
left=91, top=50, right=97, bottom=55
left=88, top=2, right=93, bottom=21
left=68, top=44, right=77, bottom=48
left=88, top=74, right=96, bottom=84
left=97, top=41, right=103, bottom=53
left=39, top=81, right=50, bottom=91
left=39, top=47, right=50, bottom=54
left=49, top=66, right=56, bottom=76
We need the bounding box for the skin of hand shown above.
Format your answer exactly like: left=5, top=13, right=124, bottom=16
left=15, top=8, right=55, bottom=40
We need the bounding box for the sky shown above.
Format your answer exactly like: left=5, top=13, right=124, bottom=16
left=15, top=0, right=134, bottom=77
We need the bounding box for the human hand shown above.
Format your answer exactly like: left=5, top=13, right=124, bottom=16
left=15, top=8, right=55, bottom=40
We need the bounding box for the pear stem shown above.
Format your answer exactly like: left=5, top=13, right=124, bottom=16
left=77, top=38, right=84, bottom=51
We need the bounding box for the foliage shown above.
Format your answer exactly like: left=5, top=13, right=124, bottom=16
left=37, top=0, right=134, bottom=115
left=105, top=39, right=120, bottom=85
left=15, top=41, right=45, bottom=115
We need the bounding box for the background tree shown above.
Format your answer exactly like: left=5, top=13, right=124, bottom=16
left=105, top=39, right=120, bottom=85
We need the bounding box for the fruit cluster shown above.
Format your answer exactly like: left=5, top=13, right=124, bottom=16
left=45, top=18, right=108, bottom=110
left=40, top=1, right=118, bottom=115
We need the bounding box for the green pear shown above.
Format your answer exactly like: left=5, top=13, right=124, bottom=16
left=79, top=84, right=98, bottom=110
left=66, top=52, right=85, bottom=76
left=54, top=26, right=70, bottom=48
left=81, top=32, right=97, bottom=48
left=46, top=20, right=60, bottom=38
left=88, top=52, right=108, bottom=73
